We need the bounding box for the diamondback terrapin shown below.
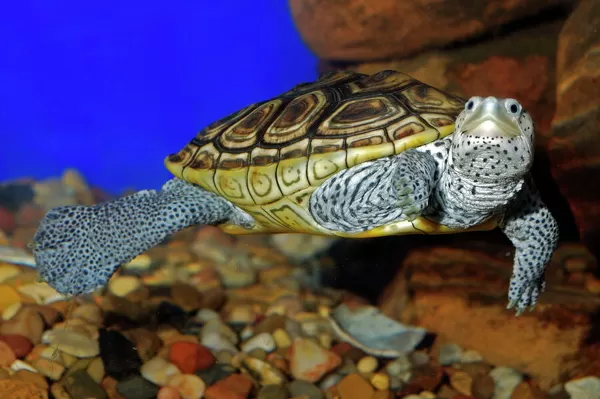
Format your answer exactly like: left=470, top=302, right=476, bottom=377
left=32, top=70, right=559, bottom=315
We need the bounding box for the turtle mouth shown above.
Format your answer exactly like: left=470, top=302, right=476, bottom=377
left=461, top=107, right=521, bottom=138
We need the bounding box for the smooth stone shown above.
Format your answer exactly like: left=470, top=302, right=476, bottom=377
left=204, top=373, right=253, bottom=399
left=0, top=264, right=21, bottom=283
left=32, top=357, right=65, bottom=380
left=273, top=328, right=292, bottom=349
left=17, top=282, right=67, bottom=305
left=195, top=363, right=236, bottom=385
left=241, top=332, right=276, bottom=353
left=63, top=369, right=108, bottom=399
left=564, top=376, right=600, bottom=399
left=141, top=356, right=181, bottom=386
left=98, top=328, right=142, bottom=380
left=289, top=380, right=325, bottom=399
left=201, top=332, right=238, bottom=354
left=157, top=386, right=182, bottom=399
left=41, top=329, right=99, bottom=358
left=337, top=373, right=374, bottom=399
left=108, top=275, right=142, bottom=297
left=0, top=284, right=23, bottom=314
left=13, top=369, right=49, bottom=390
left=2, top=301, right=23, bottom=320
left=257, top=384, right=289, bottom=399
left=461, top=349, right=484, bottom=363
left=356, top=355, right=378, bottom=373
left=289, top=337, right=342, bottom=382
left=489, top=366, right=523, bottom=399
left=168, top=341, right=216, bottom=373
left=117, top=375, right=160, bottom=399
left=70, top=303, right=103, bottom=326
left=0, top=377, right=49, bottom=399
left=438, top=343, right=464, bottom=366
left=167, top=374, right=206, bottom=399
left=123, top=253, right=153, bottom=271
left=370, top=372, right=390, bottom=391
left=0, top=339, right=17, bottom=366
left=242, top=355, right=286, bottom=385
left=87, top=356, right=105, bottom=383
left=385, top=355, right=412, bottom=376
left=201, top=318, right=239, bottom=344
left=194, top=308, right=220, bottom=323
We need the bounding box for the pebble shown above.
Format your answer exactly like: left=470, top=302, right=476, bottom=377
left=289, top=337, right=342, bottom=382
left=0, top=377, right=49, bottom=399
left=141, top=356, right=181, bottom=386
left=385, top=354, right=412, bottom=377
left=195, top=363, right=236, bottom=385
left=204, top=373, right=253, bottom=399
left=70, top=303, right=104, bottom=326
left=564, top=376, right=600, bottom=399
left=370, top=372, right=390, bottom=390
left=63, top=369, right=108, bottom=399
left=32, top=357, right=65, bottom=380
left=356, top=355, right=378, bottom=373
left=472, top=373, right=495, bottom=399
left=167, top=374, right=207, bottom=399
left=108, top=275, right=143, bottom=297
left=157, top=386, right=182, bottom=399
left=41, top=329, right=99, bottom=358
left=123, top=253, right=153, bottom=271
left=98, top=329, right=142, bottom=380
left=87, top=356, right=105, bottom=383
left=242, top=355, right=287, bottom=385
left=13, top=369, right=49, bottom=391
left=257, top=384, right=290, bottom=399
left=489, top=367, right=523, bottom=399
left=168, top=341, right=216, bottom=373
left=0, top=339, right=17, bottom=366
left=288, top=380, right=324, bottom=399
left=439, top=343, right=463, bottom=365
left=1, top=308, right=46, bottom=344
left=201, top=332, right=239, bottom=353
left=117, top=375, right=160, bottom=399
left=449, top=370, right=473, bottom=396
left=337, top=373, right=374, bottom=399
left=273, top=328, right=292, bottom=348
left=2, top=301, right=23, bottom=320
left=18, top=282, right=66, bottom=305
left=0, top=284, right=22, bottom=312
left=201, top=318, right=239, bottom=344
left=242, top=332, right=277, bottom=353
left=461, top=349, right=484, bottom=363
left=0, top=263, right=21, bottom=283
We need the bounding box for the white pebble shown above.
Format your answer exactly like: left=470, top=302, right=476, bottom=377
left=438, top=343, right=463, bottom=365
left=195, top=309, right=220, bottom=323
left=241, top=332, right=276, bottom=353
left=565, top=376, right=600, bottom=399
left=461, top=349, right=484, bottom=363
left=489, top=366, right=523, bottom=399
left=201, top=332, right=238, bottom=354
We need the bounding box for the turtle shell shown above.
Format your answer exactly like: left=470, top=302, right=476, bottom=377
left=165, top=70, right=499, bottom=237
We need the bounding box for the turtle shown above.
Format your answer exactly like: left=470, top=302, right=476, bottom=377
left=31, top=70, right=559, bottom=315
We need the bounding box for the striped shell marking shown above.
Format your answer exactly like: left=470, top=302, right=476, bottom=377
left=165, top=70, right=470, bottom=236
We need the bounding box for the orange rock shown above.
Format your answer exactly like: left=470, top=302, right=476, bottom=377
left=158, top=386, right=182, bottom=399
left=288, top=337, right=342, bottom=382
left=336, top=373, right=374, bottom=399
left=0, top=339, right=17, bottom=366
left=204, top=373, right=253, bottom=399
left=168, top=341, right=216, bottom=374
left=0, top=334, right=33, bottom=358
left=0, top=377, right=48, bottom=399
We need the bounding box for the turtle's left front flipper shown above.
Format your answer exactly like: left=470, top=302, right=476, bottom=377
left=32, top=178, right=244, bottom=297
left=500, top=178, right=559, bottom=315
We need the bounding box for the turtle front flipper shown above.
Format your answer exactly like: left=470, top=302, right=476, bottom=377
left=31, top=178, right=247, bottom=296
left=500, top=179, right=559, bottom=315
left=309, top=149, right=438, bottom=233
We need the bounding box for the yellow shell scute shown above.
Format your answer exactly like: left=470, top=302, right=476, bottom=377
left=214, top=166, right=254, bottom=206
left=307, top=150, right=347, bottom=187
left=248, top=163, right=282, bottom=205
left=346, top=129, right=395, bottom=167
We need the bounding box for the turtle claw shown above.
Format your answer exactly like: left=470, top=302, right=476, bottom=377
left=506, top=299, right=517, bottom=310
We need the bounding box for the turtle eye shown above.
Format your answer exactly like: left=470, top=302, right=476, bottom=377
left=506, top=100, right=521, bottom=115
left=465, top=100, right=475, bottom=111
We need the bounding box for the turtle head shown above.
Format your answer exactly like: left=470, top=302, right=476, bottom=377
left=450, top=96, right=534, bottom=181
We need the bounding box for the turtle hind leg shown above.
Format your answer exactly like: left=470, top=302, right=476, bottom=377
left=309, top=149, right=438, bottom=233
left=32, top=178, right=240, bottom=296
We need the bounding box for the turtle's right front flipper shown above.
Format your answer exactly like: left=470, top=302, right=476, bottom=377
left=309, top=149, right=438, bottom=233
left=32, top=178, right=239, bottom=296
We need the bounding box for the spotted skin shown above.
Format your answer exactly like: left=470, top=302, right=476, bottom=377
left=32, top=178, right=249, bottom=296
left=308, top=96, right=558, bottom=314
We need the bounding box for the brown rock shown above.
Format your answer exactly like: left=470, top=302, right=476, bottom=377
left=290, top=0, right=572, bottom=61
left=170, top=282, right=204, bottom=311
left=0, top=307, right=45, bottom=344
left=511, top=381, right=546, bottom=399
left=0, top=339, right=17, bottom=366
left=379, top=245, right=600, bottom=390
left=0, top=334, right=33, bottom=358
left=204, top=373, right=253, bottom=399
left=0, top=377, right=48, bottom=399
left=548, top=0, right=600, bottom=253
left=319, top=19, right=562, bottom=136
left=471, top=372, right=495, bottom=399
left=336, top=373, right=374, bottom=399
left=14, top=369, right=49, bottom=391
left=408, top=363, right=444, bottom=392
